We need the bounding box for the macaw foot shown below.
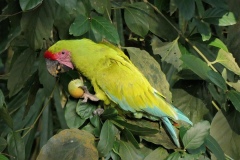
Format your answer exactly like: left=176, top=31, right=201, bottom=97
left=81, top=86, right=99, bottom=102
left=93, top=108, right=104, bottom=116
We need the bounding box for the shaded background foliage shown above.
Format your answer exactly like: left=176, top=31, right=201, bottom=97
left=0, top=0, right=240, bottom=159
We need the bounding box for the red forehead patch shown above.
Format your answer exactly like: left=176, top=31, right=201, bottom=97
left=44, top=50, right=57, bottom=60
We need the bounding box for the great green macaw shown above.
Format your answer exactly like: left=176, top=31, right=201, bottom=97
left=44, top=38, right=192, bottom=147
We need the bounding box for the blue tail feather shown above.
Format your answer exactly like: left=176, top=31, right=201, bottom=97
left=173, top=106, right=193, bottom=125
left=161, top=117, right=180, bottom=148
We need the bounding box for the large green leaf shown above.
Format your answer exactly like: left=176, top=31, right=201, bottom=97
left=227, top=90, right=240, bottom=112
left=90, top=0, right=110, bottom=15
left=118, top=141, right=143, bottom=160
left=126, top=47, right=172, bottom=101
left=174, top=0, right=195, bottom=20
left=227, top=19, right=240, bottom=65
left=91, top=16, right=120, bottom=44
left=194, top=19, right=211, bottom=41
left=182, top=121, right=210, bottom=149
left=181, top=54, right=211, bottom=80
left=7, top=131, right=25, bottom=160
left=202, top=0, right=228, bottom=9
left=20, top=0, right=43, bottom=11
left=151, top=36, right=182, bottom=71
left=37, top=129, right=98, bottom=160
left=207, top=38, right=228, bottom=51
left=0, top=26, right=21, bottom=54
left=69, top=14, right=90, bottom=36
left=97, top=120, right=117, bottom=156
left=0, top=90, right=13, bottom=129
left=144, top=147, right=168, bottom=160
left=76, top=101, right=96, bottom=119
left=207, top=70, right=227, bottom=91
left=0, top=137, right=7, bottom=152
left=113, top=119, right=158, bottom=136
left=124, top=3, right=149, bottom=37
left=203, top=8, right=237, bottom=26
left=53, top=86, right=68, bottom=129
left=55, top=0, right=77, bottom=12
left=7, top=49, right=36, bottom=97
left=38, top=52, right=56, bottom=97
left=210, top=111, right=240, bottom=160
left=204, top=135, right=225, bottom=160
left=121, top=128, right=139, bottom=149
left=21, top=0, right=55, bottom=50
left=64, top=99, right=86, bottom=128
left=212, top=49, right=240, bottom=76
left=172, top=88, right=209, bottom=124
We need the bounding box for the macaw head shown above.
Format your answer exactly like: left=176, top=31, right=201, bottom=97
left=44, top=41, right=74, bottom=76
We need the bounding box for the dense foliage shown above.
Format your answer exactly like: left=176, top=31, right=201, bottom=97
left=0, top=0, right=240, bottom=159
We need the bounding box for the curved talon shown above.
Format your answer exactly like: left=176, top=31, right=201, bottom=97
left=93, top=108, right=104, bottom=116
left=80, top=86, right=99, bottom=102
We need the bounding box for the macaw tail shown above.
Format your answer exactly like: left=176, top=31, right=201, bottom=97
left=161, top=117, right=180, bottom=148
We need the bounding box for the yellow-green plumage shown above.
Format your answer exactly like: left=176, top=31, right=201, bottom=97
left=47, top=39, right=192, bottom=147
left=48, top=39, right=177, bottom=119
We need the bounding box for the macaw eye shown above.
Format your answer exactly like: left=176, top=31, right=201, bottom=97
left=62, top=51, right=65, bottom=54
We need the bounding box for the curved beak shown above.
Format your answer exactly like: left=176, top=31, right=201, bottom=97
left=45, top=59, right=71, bottom=77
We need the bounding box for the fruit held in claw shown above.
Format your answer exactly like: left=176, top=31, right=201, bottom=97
left=68, top=79, right=84, bottom=98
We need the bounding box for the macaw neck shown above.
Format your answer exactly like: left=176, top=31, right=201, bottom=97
left=68, top=39, right=109, bottom=80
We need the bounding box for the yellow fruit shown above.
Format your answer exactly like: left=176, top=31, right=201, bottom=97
left=68, top=79, right=84, bottom=98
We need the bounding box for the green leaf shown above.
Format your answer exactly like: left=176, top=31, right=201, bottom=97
left=144, top=147, right=168, bottom=160
left=124, top=3, right=149, bottom=37
left=204, top=135, right=225, bottom=160
left=101, top=108, right=118, bottom=120
left=90, top=16, right=120, bottom=44
left=122, top=129, right=139, bottom=149
left=181, top=54, right=211, bottom=80
left=166, top=151, right=183, bottom=160
left=69, top=14, right=90, bottom=36
left=76, top=101, right=96, bottom=119
left=53, top=87, right=68, bottom=128
left=7, top=131, right=25, bottom=160
left=0, top=137, right=7, bottom=152
left=207, top=38, right=228, bottom=51
left=227, top=90, right=240, bottom=112
left=174, top=0, right=195, bottom=20
left=0, top=154, right=8, bottom=160
left=64, top=99, right=86, bottom=128
left=194, top=19, right=211, bottom=41
left=202, top=0, right=228, bottom=9
left=38, top=52, right=56, bottom=97
left=37, top=129, right=98, bottom=160
left=210, top=110, right=240, bottom=160
left=97, top=120, right=117, bottom=156
left=90, top=0, right=110, bottom=14
left=172, top=88, right=209, bottom=124
left=118, top=141, right=143, bottom=160
left=228, top=80, right=240, bottom=92
left=203, top=8, right=237, bottom=26
left=55, top=0, right=77, bottom=12
left=113, top=119, right=158, bottom=136
left=20, top=0, right=43, bottom=11
left=182, top=121, right=210, bottom=149
left=151, top=36, right=182, bottom=71
left=0, top=90, right=12, bottom=129
left=126, top=47, right=172, bottom=101
left=21, top=0, right=55, bottom=49
left=0, top=26, right=21, bottom=54
left=212, top=49, right=240, bottom=76
left=7, top=49, right=36, bottom=97
left=148, top=13, right=178, bottom=41
left=207, top=70, right=227, bottom=91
